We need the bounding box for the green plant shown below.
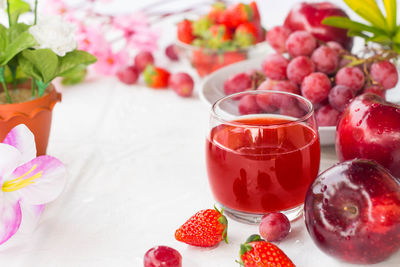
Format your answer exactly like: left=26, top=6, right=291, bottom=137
left=0, top=0, right=96, bottom=103
left=323, top=0, right=400, bottom=52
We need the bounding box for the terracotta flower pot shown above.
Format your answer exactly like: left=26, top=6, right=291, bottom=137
left=0, top=83, right=61, bottom=155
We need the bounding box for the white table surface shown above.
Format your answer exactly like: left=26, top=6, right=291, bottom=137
left=0, top=0, right=399, bottom=266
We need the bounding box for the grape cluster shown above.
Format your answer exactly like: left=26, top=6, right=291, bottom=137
left=224, top=25, right=399, bottom=126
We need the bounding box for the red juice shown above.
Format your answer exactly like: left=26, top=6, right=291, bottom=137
left=206, top=116, right=320, bottom=214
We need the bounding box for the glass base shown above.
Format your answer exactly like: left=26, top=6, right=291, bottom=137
left=217, top=203, right=304, bottom=224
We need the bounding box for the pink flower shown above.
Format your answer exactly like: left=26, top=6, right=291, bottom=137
left=44, top=0, right=69, bottom=15
left=93, top=49, right=128, bottom=76
left=113, top=13, right=159, bottom=52
left=76, top=26, right=109, bottom=57
left=125, top=27, right=159, bottom=52
left=112, top=13, right=149, bottom=34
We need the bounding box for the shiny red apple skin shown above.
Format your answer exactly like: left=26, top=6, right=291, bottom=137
left=336, top=93, right=400, bottom=177
left=304, top=159, right=400, bottom=264
left=284, top=2, right=353, bottom=50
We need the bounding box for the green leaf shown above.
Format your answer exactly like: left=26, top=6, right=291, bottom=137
left=8, top=0, right=31, bottom=25
left=393, top=28, right=400, bottom=43
left=56, top=50, right=97, bottom=77
left=20, top=49, right=59, bottom=83
left=60, top=65, right=87, bottom=85
left=8, top=23, right=30, bottom=41
left=383, top=0, right=397, bottom=33
left=322, top=16, right=386, bottom=35
left=367, top=34, right=392, bottom=44
left=393, top=44, right=400, bottom=54
left=343, top=0, right=388, bottom=31
left=347, top=30, right=370, bottom=39
left=0, top=31, right=37, bottom=65
left=0, top=25, right=8, bottom=53
left=18, top=53, right=42, bottom=81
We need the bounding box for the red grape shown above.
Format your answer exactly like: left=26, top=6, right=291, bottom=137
left=144, top=246, right=182, bottom=267
left=134, top=51, right=155, bottom=72
left=285, top=31, right=317, bottom=57
left=363, top=85, right=386, bottom=98
left=257, top=80, right=299, bottom=111
left=169, top=72, right=194, bottom=97
left=370, top=60, right=399, bottom=89
left=328, top=85, right=355, bottom=112
left=326, top=41, right=344, bottom=54
left=165, top=44, right=179, bottom=61
left=301, top=72, right=332, bottom=104
left=266, top=26, right=292, bottom=53
left=287, top=56, right=315, bottom=84
left=272, top=80, right=300, bottom=94
left=257, top=79, right=277, bottom=91
left=259, top=212, right=291, bottom=242
left=311, top=45, right=339, bottom=74
left=116, top=65, right=139, bottom=85
left=239, top=95, right=262, bottom=115
left=335, top=67, right=365, bottom=93
left=315, top=104, right=341, bottom=126
left=223, top=72, right=252, bottom=95
left=281, top=103, right=306, bottom=118
left=262, top=53, right=289, bottom=80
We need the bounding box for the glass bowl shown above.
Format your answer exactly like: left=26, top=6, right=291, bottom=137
left=175, top=40, right=268, bottom=77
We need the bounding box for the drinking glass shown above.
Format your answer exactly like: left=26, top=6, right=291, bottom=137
left=205, top=90, right=320, bottom=223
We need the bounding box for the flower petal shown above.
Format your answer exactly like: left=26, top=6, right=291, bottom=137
left=18, top=204, right=45, bottom=233
left=0, top=143, right=22, bottom=184
left=3, top=124, right=36, bottom=164
left=8, top=156, right=67, bottom=205
left=0, top=194, right=22, bottom=245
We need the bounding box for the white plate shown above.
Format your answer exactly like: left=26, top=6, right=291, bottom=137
left=200, top=57, right=399, bottom=146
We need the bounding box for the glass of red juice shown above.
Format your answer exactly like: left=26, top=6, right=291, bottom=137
left=206, top=90, right=320, bottom=223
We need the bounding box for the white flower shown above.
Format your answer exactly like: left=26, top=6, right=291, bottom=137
left=0, top=0, right=6, bottom=10
left=29, top=16, right=77, bottom=57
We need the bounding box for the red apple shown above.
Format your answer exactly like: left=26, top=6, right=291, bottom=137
left=336, top=93, right=400, bottom=177
left=284, top=2, right=353, bottom=50
left=304, top=159, right=400, bottom=264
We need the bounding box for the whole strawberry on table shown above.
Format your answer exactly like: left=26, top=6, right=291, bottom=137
left=176, top=1, right=265, bottom=77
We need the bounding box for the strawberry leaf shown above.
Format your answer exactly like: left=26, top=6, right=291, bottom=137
left=383, top=0, right=397, bottom=33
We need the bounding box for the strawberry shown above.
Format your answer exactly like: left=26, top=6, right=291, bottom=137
left=192, top=15, right=214, bottom=38
left=234, top=22, right=257, bottom=48
left=239, top=235, right=295, bottom=267
left=208, top=24, right=232, bottom=41
left=208, top=2, right=226, bottom=23
left=175, top=207, right=228, bottom=247
left=219, top=3, right=253, bottom=29
left=143, top=65, right=170, bottom=89
left=177, top=19, right=194, bottom=44
left=249, top=1, right=261, bottom=22
left=204, top=24, right=234, bottom=50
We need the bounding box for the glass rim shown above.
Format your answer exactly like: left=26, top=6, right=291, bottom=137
left=211, top=90, right=315, bottom=128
